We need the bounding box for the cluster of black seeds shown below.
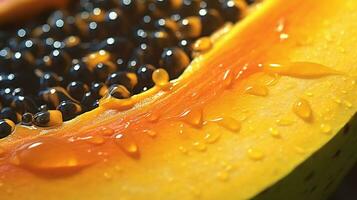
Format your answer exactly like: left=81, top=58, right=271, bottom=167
left=0, top=0, right=256, bottom=137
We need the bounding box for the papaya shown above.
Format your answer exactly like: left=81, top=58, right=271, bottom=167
left=0, top=0, right=356, bottom=200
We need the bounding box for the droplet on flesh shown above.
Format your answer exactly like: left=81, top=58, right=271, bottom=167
left=222, top=70, right=234, bottom=88
left=146, top=112, right=160, bottom=122
left=143, top=129, right=157, bottom=138
left=293, top=98, right=313, bottom=122
left=178, top=146, right=188, bottom=155
left=320, top=123, right=332, bottom=134
left=269, top=127, right=281, bottom=138
left=263, top=62, right=341, bottom=78
left=247, top=148, right=264, bottom=161
left=204, top=132, right=221, bottom=144
left=114, top=133, right=140, bottom=159
left=217, top=171, right=229, bottom=181
left=180, top=108, right=204, bottom=128
left=192, top=141, right=207, bottom=152
left=11, top=138, right=94, bottom=176
left=83, top=135, right=105, bottom=145
left=101, top=128, right=115, bottom=136
left=276, top=118, right=295, bottom=126
left=245, top=85, right=269, bottom=96
left=152, top=69, right=169, bottom=87
left=216, top=117, right=241, bottom=133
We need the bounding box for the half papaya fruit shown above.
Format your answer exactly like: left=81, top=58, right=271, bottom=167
left=0, top=0, right=356, bottom=200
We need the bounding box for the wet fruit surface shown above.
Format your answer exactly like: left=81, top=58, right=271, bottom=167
left=0, top=0, right=356, bottom=200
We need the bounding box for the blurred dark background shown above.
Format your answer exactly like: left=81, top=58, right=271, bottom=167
left=329, top=164, right=357, bottom=200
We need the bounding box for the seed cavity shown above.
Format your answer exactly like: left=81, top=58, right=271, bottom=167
left=0, top=0, right=256, bottom=137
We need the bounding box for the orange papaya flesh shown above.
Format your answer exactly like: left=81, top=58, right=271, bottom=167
left=0, top=0, right=357, bottom=199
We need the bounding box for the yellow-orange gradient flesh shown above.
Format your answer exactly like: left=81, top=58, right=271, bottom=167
left=0, top=0, right=357, bottom=200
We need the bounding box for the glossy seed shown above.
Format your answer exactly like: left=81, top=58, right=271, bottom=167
left=66, top=81, right=89, bottom=102
left=160, top=47, right=190, bottom=79
left=192, top=36, right=212, bottom=54
left=199, top=8, right=224, bottom=36
left=136, top=64, right=156, bottom=92
left=248, top=148, right=264, bottom=161
left=106, top=72, right=138, bottom=91
left=108, top=85, right=131, bottom=99
left=57, top=101, right=82, bottom=121
left=0, top=119, right=15, bottom=139
left=21, top=113, right=34, bottom=126
left=178, top=16, right=202, bottom=39
left=39, top=72, right=63, bottom=88
left=93, top=61, right=117, bottom=82
left=33, top=110, right=63, bottom=127
left=221, top=0, right=246, bottom=22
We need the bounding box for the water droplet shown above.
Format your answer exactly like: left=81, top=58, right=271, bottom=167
left=217, top=171, right=229, bottom=181
left=269, top=127, right=281, bottom=138
left=85, top=135, right=105, bottom=145
left=101, top=128, right=114, bottom=136
left=293, top=98, right=313, bottom=121
left=320, top=123, right=332, bottom=134
left=223, top=70, right=234, bottom=88
left=152, top=69, right=169, bottom=87
left=178, top=146, right=188, bottom=155
left=143, top=129, right=157, bottom=138
left=279, top=33, right=289, bottom=40
left=263, top=62, right=341, bottom=78
left=146, top=112, right=160, bottom=122
left=178, top=123, right=185, bottom=135
left=265, top=74, right=280, bottom=86
left=247, top=148, right=264, bottom=161
left=276, top=118, right=294, bottom=126
left=114, top=133, right=140, bottom=159
left=344, top=100, right=353, bottom=108
left=204, top=132, right=221, bottom=144
left=294, top=146, right=306, bottom=155
left=11, top=138, right=94, bottom=175
left=217, top=117, right=241, bottom=132
left=333, top=97, right=342, bottom=104
left=224, top=164, right=234, bottom=172
left=304, top=92, right=313, bottom=97
left=103, top=172, right=112, bottom=180
left=245, top=85, right=269, bottom=96
left=180, top=108, right=203, bottom=128
left=192, top=141, right=206, bottom=152
left=114, top=165, right=123, bottom=172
